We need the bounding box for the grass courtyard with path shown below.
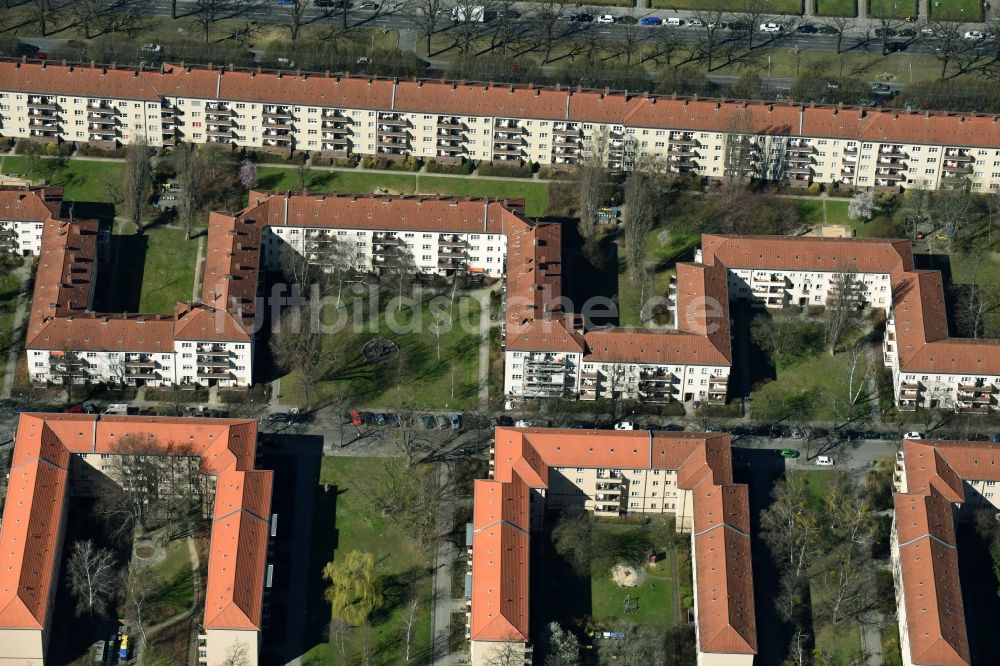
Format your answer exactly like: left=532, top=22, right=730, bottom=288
left=302, top=457, right=433, bottom=666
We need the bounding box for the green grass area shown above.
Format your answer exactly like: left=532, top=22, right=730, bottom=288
left=591, top=549, right=676, bottom=629
left=714, top=47, right=941, bottom=85
left=948, top=249, right=1000, bottom=336
left=0, top=156, right=124, bottom=207
left=0, top=272, right=21, bottom=383
left=281, top=292, right=483, bottom=410
left=930, top=0, right=982, bottom=20
left=618, top=227, right=697, bottom=327
left=815, top=0, right=857, bottom=16
left=868, top=0, right=916, bottom=18
left=147, top=539, right=194, bottom=623
left=304, top=457, right=433, bottom=666
left=814, top=618, right=864, bottom=663
left=651, top=0, right=802, bottom=12
left=750, top=348, right=860, bottom=422
left=256, top=167, right=550, bottom=217
left=793, top=469, right=835, bottom=503
left=795, top=199, right=853, bottom=230
left=880, top=624, right=904, bottom=666
left=107, top=223, right=200, bottom=314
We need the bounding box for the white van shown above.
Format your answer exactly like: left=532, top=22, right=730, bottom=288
left=104, top=403, right=129, bottom=415
left=815, top=455, right=835, bottom=467
left=614, top=420, right=635, bottom=431
left=664, top=17, right=683, bottom=26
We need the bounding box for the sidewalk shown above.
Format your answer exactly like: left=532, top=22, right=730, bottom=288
left=429, top=463, right=460, bottom=666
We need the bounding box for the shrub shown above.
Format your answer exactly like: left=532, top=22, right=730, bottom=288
left=75, top=143, right=125, bottom=158
left=361, top=155, right=421, bottom=172
left=477, top=161, right=533, bottom=178
left=310, top=154, right=359, bottom=168
left=425, top=159, right=473, bottom=175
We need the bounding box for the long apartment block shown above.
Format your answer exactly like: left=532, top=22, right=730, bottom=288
left=470, top=428, right=755, bottom=666
left=4, top=59, right=1000, bottom=189
left=891, top=438, right=1000, bottom=666
left=0, top=414, right=272, bottom=665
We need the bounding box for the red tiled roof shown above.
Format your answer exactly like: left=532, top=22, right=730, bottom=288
left=0, top=415, right=271, bottom=633
left=0, top=186, right=63, bottom=220
left=11, top=61, right=1000, bottom=147
left=473, top=428, right=756, bottom=654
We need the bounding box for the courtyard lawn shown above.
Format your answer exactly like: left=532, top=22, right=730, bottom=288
left=948, top=249, right=1000, bottom=337
left=651, top=0, right=803, bottom=12
left=749, top=350, right=857, bottom=422
left=0, top=156, right=124, bottom=207
left=0, top=272, right=21, bottom=383
left=814, top=615, right=864, bottom=663
left=305, top=457, right=433, bottom=666
left=618, top=227, right=698, bottom=327
left=881, top=624, right=904, bottom=666
left=105, top=223, right=200, bottom=314
left=280, top=293, right=484, bottom=411
left=815, top=0, right=857, bottom=15
left=868, top=0, right=916, bottom=18
left=930, top=0, right=982, bottom=21
left=795, top=199, right=854, bottom=230
left=255, top=167, right=550, bottom=217
left=591, top=549, right=676, bottom=630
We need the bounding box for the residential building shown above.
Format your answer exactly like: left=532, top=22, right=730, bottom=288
left=4, top=60, right=1000, bottom=190
left=469, top=428, right=755, bottom=666
left=890, top=438, right=1000, bottom=666
left=0, top=186, right=64, bottom=256
left=0, top=414, right=272, bottom=666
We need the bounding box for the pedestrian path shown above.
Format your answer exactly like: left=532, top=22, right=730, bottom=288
left=0, top=265, right=31, bottom=399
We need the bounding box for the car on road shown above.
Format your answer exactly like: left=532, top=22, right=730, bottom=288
left=871, top=82, right=892, bottom=93
left=359, top=1, right=379, bottom=9
left=815, top=455, right=835, bottom=467
left=350, top=409, right=363, bottom=427
left=779, top=448, right=800, bottom=458
left=796, top=23, right=817, bottom=33
left=596, top=14, right=614, bottom=24
left=435, top=415, right=449, bottom=429
left=614, top=420, right=635, bottom=431
left=884, top=41, right=907, bottom=53
left=904, top=431, right=923, bottom=440
left=640, top=16, right=662, bottom=26
left=421, top=415, right=436, bottom=429
left=142, top=43, right=162, bottom=53
left=664, top=17, right=683, bottom=26
left=965, top=31, right=986, bottom=40
left=759, top=22, right=783, bottom=33
left=574, top=13, right=594, bottom=22
left=614, top=15, right=637, bottom=24
left=451, top=413, right=462, bottom=430
left=817, top=24, right=839, bottom=34
left=688, top=18, right=703, bottom=27
left=267, top=412, right=292, bottom=424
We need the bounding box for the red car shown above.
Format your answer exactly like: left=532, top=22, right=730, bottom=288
left=65, top=405, right=83, bottom=413
left=350, top=409, right=362, bottom=427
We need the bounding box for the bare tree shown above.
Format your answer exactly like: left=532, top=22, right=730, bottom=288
left=527, top=0, right=568, bottom=64
left=924, top=21, right=976, bottom=78
left=759, top=474, right=823, bottom=579
left=366, top=459, right=444, bottom=547
left=392, top=406, right=426, bottom=467
left=409, top=0, right=446, bottom=55
left=402, top=596, right=420, bottom=662
left=282, top=0, right=312, bottom=40
left=576, top=128, right=610, bottom=266
left=189, top=0, right=259, bottom=43
left=872, top=13, right=905, bottom=56
left=826, top=16, right=855, bottom=54
left=622, top=167, right=659, bottom=314
left=486, top=641, right=527, bottom=666
left=123, top=137, right=152, bottom=232
left=330, top=617, right=351, bottom=664
left=733, top=0, right=772, bottom=51
left=824, top=265, right=860, bottom=355
left=30, top=0, right=59, bottom=37
left=122, top=564, right=155, bottom=651
left=173, top=144, right=204, bottom=240
left=613, top=16, right=644, bottom=67
left=270, top=303, right=327, bottom=410
left=692, top=8, right=730, bottom=70
left=66, top=540, right=118, bottom=617
left=221, top=641, right=252, bottom=666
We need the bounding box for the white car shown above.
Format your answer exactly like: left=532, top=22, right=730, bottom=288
left=964, top=30, right=986, bottom=40
left=614, top=420, right=635, bottom=431
left=904, top=431, right=923, bottom=440
left=815, top=455, right=835, bottom=467
left=759, top=22, right=783, bottom=33
left=141, top=43, right=162, bottom=53
left=596, top=14, right=614, bottom=23
left=688, top=18, right=703, bottom=26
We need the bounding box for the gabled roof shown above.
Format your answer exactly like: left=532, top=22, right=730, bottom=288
left=0, top=415, right=271, bottom=633
left=472, top=428, right=756, bottom=655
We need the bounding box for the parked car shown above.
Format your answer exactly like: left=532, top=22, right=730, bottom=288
left=375, top=413, right=387, bottom=425
left=596, top=14, right=614, bottom=24
left=884, top=41, right=907, bottom=53
left=640, top=16, right=662, bottom=26
left=141, top=43, right=162, bottom=53
left=496, top=8, right=519, bottom=19
left=574, top=13, right=593, bottom=22
left=350, top=409, right=363, bottom=427
left=759, top=22, right=783, bottom=33
left=904, top=431, right=923, bottom=440
left=897, top=28, right=916, bottom=37
left=687, top=17, right=703, bottom=26
left=614, top=420, right=635, bottom=431
left=614, top=15, right=638, bottom=24
left=815, top=455, right=835, bottom=467
left=874, top=27, right=897, bottom=37
left=359, top=1, right=379, bottom=9
left=964, top=31, right=986, bottom=40
left=817, top=24, right=839, bottom=34
left=780, top=448, right=800, bottom=458
left=663, top=16, right=683, bottom=26
left=435, top=414, right=449, bottom=429
left=451, top=413, right=462, bottom=430
left=871, top=82, right=892, bottom=93
left=267, top=412, right=291, bottom=424
left=790, top=427, right=804, bottom=439
left=421, top=415, right=436, bottom=429
left=796, top=23, right=817, bottom=33
left=514, top=419, right=531, bottom=427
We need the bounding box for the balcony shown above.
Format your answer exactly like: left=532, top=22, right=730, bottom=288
left=552, top=124, right=580, bottom=136
left=944, top=150, right=974, bottom=162
left=596, top=469, right=622, bottom=480
left=28, top=98, right=59, bottom=111
left=439, top=235, right=468, bottom=248
left=196, top=367, right=234, bottom=379
left=437, top=116, right=465, bottom=129
left=959, top=382, right=996, bottom=393
left=263, top=107, right=293, bottom=120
